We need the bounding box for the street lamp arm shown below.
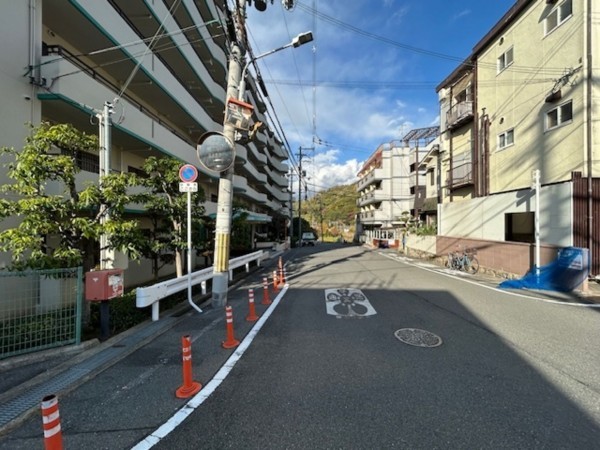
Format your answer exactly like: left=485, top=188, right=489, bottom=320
left=238, top=31, right=313, bottom=101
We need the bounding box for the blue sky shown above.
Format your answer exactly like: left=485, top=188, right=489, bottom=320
left=246, top=0, right=516, bottom=193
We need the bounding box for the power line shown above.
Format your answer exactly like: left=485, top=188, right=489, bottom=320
left=295, top=1, right=570, bottom=76
left=265, top=78, right=555, bottom=89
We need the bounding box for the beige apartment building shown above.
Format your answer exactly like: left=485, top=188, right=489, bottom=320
left=0, top=1, right=289, bottom=286
left=436, top=0, right=600, bottom=276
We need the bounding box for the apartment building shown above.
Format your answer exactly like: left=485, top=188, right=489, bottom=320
left=356, top=128, right=439, bottom=245
left=436, top=0, right=600, bottom=276
left=0, top=1, right=289, bottom=286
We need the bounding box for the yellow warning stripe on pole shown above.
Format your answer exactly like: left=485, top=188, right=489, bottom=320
left=214, top=232, right=230, bottom=272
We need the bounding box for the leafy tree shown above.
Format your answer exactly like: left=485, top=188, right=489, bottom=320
left=129, top=156, right=206, bottom=280
left=0, top=122, right=141, bottom=271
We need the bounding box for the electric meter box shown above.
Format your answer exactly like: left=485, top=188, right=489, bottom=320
left=85, top=269, right=124, bottom=301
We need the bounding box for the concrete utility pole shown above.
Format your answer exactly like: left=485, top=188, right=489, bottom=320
left=297, top=146, right=314, bottom=247
left=211, top=0, right=311, bottom=307
left=211, top=2, right=245, bottom=309
left=97, top=100, right=114, bottom=270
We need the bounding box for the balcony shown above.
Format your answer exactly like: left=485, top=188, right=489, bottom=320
left=446, top=101, right=474, bottom=130
left=359, top=209, right=389, bottom=224
left=447, top=162, right=473, bottom=189
left=357, top=168, right=385, bottom=191
left=358, top=189, right=387, bottom=207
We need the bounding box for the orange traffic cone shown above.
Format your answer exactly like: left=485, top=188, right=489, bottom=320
left=262, top=277, right=271, bottom=305
left=41, top=395, right=63, bottom=450
left=278, top=257, right=286, bottom=286
left=222, top=305, right=240, bottom=349
left=273, top=270, right=279, bottom=293
left=246, top=288, right=259, bottom=322
left=176, top=335, right=202, bottom=398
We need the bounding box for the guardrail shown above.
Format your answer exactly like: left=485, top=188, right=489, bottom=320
left=136, top=250, right=267, bottom=321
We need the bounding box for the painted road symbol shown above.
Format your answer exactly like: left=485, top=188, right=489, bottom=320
left=325, top=288, right=376, bottom=319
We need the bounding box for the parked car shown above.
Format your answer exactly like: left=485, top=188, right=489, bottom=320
left=301, top=232, right=317, bottom=246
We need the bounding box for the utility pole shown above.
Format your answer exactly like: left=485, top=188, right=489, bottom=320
left=297, top=146, right=313, bottom=247
left=211, top=1, right=245, bottom=309
left=211, top=1, right=310, bottom=307
left=97, top=100, right=114, bottom=270
left=288, top=171, right=294, bottom=248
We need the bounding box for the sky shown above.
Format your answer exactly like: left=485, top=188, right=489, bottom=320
left=245, top=0, right=516, bottom=194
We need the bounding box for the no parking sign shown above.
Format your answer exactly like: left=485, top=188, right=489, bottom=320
left=179, top=164, right=198, bottom=192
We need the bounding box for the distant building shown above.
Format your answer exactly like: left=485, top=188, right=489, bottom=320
left=356, top=128, right=439, bottom=246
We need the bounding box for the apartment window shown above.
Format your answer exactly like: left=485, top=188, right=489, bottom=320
left=61, top=148, right=99, bottom=173
left=498, top=129, right=515, bottom=150
left=545, top=0, right=572, bottom=35
left=546, top=100, right=573, bottom=130
left=497, top=47, right=513, bottom=73
left=455, top=83, right=472, bottom=103
left=128, top=166, right=147, bottom=178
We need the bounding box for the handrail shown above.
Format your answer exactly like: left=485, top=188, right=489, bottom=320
left=136, top=250, right=267, bottom=321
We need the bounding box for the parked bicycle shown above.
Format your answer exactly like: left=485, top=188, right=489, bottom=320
left=446, top=248, right=479, bottom=274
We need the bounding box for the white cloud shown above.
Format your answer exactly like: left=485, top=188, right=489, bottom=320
left=300, top=149, right=362, bottom=191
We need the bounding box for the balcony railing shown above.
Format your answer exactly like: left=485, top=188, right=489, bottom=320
left=447, top=162, right=473, bottom=189
left=446, top=101, right=474, bottom=129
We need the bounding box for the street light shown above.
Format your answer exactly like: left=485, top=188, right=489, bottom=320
left=238, top=31, right=313, bottom=102
left=210, top=29, right=314, bottom=309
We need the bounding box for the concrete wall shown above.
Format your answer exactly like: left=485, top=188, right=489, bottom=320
left=439, top=181, right=572, bottom=247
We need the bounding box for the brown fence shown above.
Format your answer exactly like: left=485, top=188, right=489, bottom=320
left=572, top=174, right=600, bottom=276
left=436, top=236, right=559, bottom=277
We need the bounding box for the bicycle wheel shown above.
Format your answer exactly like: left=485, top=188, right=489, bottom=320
left=446, top=253, right=453, bottom=268
left=467, top=256, right=479, bottom=274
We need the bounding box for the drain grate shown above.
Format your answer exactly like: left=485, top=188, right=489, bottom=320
left=394, top=328, right=442, bottom=348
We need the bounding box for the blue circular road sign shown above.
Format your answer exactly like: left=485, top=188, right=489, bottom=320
left=179, top=164, right=198, bottom=182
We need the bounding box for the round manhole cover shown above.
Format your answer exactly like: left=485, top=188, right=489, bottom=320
left=394, top=328, right=443, bottom=348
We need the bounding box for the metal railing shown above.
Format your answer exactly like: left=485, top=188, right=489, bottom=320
left=447, top=162, right=473, bottom=188
left=446, top=101, right=474, bottom=128
left=136, top=250, right=268, bottom=321
left=0, top=267, right=83, bottom=359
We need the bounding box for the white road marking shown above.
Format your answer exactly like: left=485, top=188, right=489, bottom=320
left=325, top=288, right=376, bottom=318
left=131, top=285, right=290, bottom=450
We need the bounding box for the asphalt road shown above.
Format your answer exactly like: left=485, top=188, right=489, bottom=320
left=155, top=245, right=600, bottom=448
left=2, top=244, right=600, bottom=449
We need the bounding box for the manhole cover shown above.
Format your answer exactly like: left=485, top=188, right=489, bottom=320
left=394, top=328, right=442, bottom=348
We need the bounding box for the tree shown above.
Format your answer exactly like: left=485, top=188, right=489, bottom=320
left=129, top=156, right=206, bottom=280
left=0, top=122, right=141, bottom=271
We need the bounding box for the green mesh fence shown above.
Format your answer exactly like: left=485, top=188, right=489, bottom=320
left=0, top=267, right=83, bottom=359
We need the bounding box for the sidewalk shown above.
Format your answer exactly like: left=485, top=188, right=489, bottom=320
left=0, top=252, right=285, bottom=441
left=388, top=246, right=600, bottom=305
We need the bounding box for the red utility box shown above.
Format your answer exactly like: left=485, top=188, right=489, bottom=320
left=85, top=269, right=124, bottom=301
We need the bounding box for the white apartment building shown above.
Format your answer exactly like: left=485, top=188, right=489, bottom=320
left=0, top=1, right=289, bottom=286
left=356, top=128, right=439, bottom=245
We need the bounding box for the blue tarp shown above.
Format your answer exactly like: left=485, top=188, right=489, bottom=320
left=499, top=247, right=589, bottom=292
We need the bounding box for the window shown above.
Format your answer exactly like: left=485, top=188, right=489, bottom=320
left=455, top=83, right=472, bottom=103
left=128, top=166, right=147, bottom=178
left=505, top=212, right=534, bottom=243
left=545, top=0, right=572, bottom=35
left=498, top=129, right=515, bottom=150
left=61, top=148, right=99, bottom=173
left=497, top=47, right=513, bottom=73
left=546, top=100, right=573, bottom=130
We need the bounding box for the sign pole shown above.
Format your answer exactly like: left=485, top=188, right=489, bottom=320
left=179, top=164, right=202, bottom=314
left=533, top=169, right=541, bottom=277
